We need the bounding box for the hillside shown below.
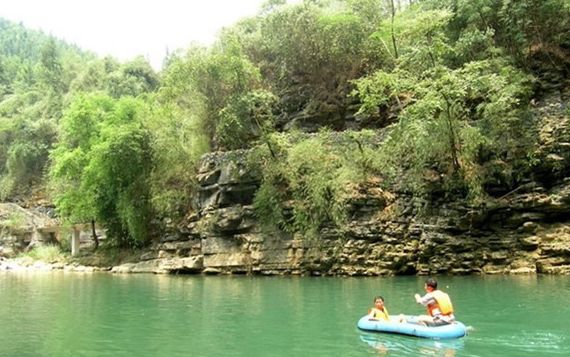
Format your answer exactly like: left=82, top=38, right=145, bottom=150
left=1, top=1, right=570, bottom=275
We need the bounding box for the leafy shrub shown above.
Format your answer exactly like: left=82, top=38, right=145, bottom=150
left=252, top=129, right=379, bottom=237
left=24, top=244, right=66, bottom=263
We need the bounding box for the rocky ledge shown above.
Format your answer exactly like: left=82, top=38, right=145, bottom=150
left=0, top=257, right=105, bottom=273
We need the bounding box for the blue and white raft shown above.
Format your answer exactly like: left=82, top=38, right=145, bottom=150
left=357, top=315, right=467, bottom=339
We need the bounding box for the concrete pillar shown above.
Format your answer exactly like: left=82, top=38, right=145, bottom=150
left=71, top=228, right=80, bottom=256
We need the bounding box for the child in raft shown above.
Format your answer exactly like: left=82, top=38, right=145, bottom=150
left=368, top=296, right=406, bottom=322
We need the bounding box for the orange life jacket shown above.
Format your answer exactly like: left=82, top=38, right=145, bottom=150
left=369, top=307, right=390, bottom=320
left=427, top=290, right=454, bottom=317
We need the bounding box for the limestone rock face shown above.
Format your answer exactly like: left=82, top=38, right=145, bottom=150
left=127, top=142, right=570, bottom=275
left=141, top=86, right=570, bottom=276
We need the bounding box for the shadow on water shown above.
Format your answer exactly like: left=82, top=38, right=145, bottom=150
left=359, top=332, right=465, bottom=357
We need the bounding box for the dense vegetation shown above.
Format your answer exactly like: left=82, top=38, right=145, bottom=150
left=1, top=0, right=568, bottom=246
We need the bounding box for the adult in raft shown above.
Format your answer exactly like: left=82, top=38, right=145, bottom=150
left=414, top=278, right=455, bottom=326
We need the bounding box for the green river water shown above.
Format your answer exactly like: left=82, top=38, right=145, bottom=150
left=1, top=273, right=569, bottom=357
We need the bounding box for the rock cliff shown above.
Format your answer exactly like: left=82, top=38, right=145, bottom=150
left=117, top=86, right=570, bottom=276
left=3, top=88, right=569, bottom=276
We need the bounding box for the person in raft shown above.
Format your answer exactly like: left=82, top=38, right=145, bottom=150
left=368, top=296, right=407, bottom=323
left=368, top=296, right=390, bottom=320
left=414, top=278, right=455, bottom=326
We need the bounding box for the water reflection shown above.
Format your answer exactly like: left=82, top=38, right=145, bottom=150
left=360, top=333, right=465, bottom=356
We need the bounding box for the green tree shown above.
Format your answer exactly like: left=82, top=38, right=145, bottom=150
left=50, top=94, right=154, bottom=246
left=217, top=89, right=277, bottom=150
left=352, top=1, right=538, bottom=200
left=356, top=59, right=532, bottom=200
left=145, top=96, right=209, bottom=217
left=106, top=57, right=159, bottom=98
left=252, top=1, right=385, bottom=124
left=160, top=42, right=263, bottom=149
left=423, top=0, right=570, bottom=68
left=252, top=129, right=377, bottom=236
left=0, top=18, right=95, bottom=199
left=37, top=38, right=66, bottom=94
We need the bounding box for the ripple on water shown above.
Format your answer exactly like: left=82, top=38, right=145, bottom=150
left=467, top=327, right=570, bottom=357
left=499, top=331, right=567, bottom=354
left=359, top=333, right=466, bottom=357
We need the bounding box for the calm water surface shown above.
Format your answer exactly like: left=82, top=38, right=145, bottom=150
left=1, top=273, right=569, bottom=356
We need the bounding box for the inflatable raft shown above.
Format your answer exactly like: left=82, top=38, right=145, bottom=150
left=357, top=315, right=467, bottom=339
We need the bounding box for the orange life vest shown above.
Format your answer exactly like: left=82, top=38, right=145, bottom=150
left=427, top=290, right=454, bottom=317
left=369, top=307, right=390, bottom=320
